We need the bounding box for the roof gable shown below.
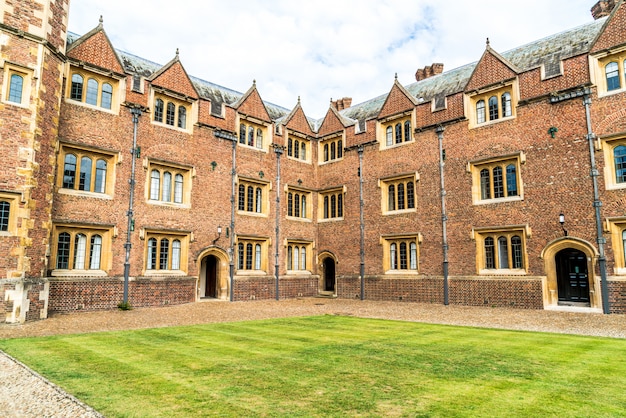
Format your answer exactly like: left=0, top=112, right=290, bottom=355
left=591, top=0, right=626, bottom=53
left=318, top=105, right=352, bottom=136
left=465, top=44, right=519, bottom=92
left=283, top=99, right=315, bottom=136
left=233, top=82, right=272, bottom=122
left=377, top=76, right=418, bottom=119
left=149, top=53, right=199, bottom=99
left=66, top=19, right=124, bottom=74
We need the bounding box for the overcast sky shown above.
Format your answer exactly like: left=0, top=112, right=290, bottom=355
left=68, top=0, right=597, bottom=118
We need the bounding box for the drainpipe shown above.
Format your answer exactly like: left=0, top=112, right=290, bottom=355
left=583, top=91, right=610, bottom=314
left=229, top=137, right=236, bottom=302
left=436, top=126, right=449, bottom=306
left=273, top=145, right=284, bottom=300
left=123, top=107, right=142, bottom=305
left=358, top=145, right=365, bottom=300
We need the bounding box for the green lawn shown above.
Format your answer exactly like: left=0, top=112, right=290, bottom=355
left=1, top=316, right=625, bottom=417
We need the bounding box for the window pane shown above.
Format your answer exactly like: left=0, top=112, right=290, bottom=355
left=238, top=243, right=244, bottom=269
left=337, top=140, right=343, bottom=158
left=615, top=145, right=626, bottom=183
left=294, top=247, right=299, bottom=270
left=56, top=232, right=71, bottom=269
left=248, top=126, right=254, bottom=147
left=484, top=237, right=495, bottom=269
left=294, top=140, right=300, bottom=159
left=488, top=96, right=499, bottom=121
left=148, top=238, right=157, bottom=269
left=397, top=183, right=405, bottom=210
left=79, top=156, right=92, bottom=191
left=95, top=159, right=107, bottom=193
left=63, top=154, right=77, bottom=189
left=86, top=78, right=98, bottom=105
left=171, top=240, right=181, bottom=270
left=0, top=201, right=9, bottom=232
left=256, top=129, right=263, bottom=149
left=493, top=166, right=504, bottom=198
left=247, top=186, right=254, bottom=212
left=246, top=243, right=253, bottom=270
left=301, top=195, right=307, bottom=218
left=324, top=144, right=329, bottom=162
left=330, top=142, right=336, bottom=160
left=239, top=124, right=246, bottom=144
left=287, top=246, right=293, bottom=270
left=390, top=243, right=397, bottom=270
left=337, top=193, right=343, bottom=217
left=8, top=74, right=23, bottom=103
left=301, top=142, right=306, bottom=159
left=287, top=192, right=293, bottom=217
left=70, top=74, right=83, bottom=101
left=407, top=182, right=415, bottom=209
left=476, top=100, right=485, bottom=124
left=506, top=164, right=518, bottom=197
left=255, top=244, right=261, bottom=270
left=410, top=242, right=417, bottom=270
left=294, top=193, right=300, bottom=217
left=154, top=99, right=164, bottom=122
left=511, top=236, right=523, bottom=269
left=89, top=235, right=102, bottom=269
left=238, top=185, right=245, bottom=210
left=166, top=102, right=175, bottom=126
left=159, top=239, right=169, bottom=270
left=388, top=185, right=395, bottom=211
left=74, top=233, right=87, bottom=269
left=386, top=126, right=393, bottom=146
left=324, top=196, right=329, bottom=219
left=497, top=236, right=509, bottom=269
left=623, top=230, right=626, bottom=267
left=101, top=83, right=112, bottom=109
left=174, top=174, right=184, bottom=203
left=501, top=92, right=512, bottom=117
left=606, top=62, right=620, bottom=91
left=399, top=242, right=407, bottom=269
left=480, top=169, right=490, bottom=199
left=395, top=123, right=402, bottom=144
left=150, top=170, right=160, bottom=200
left=178, top=106, right=186, bottom=129
left=330, top=195, right=336, bottom=218
left=301, top=246, right=306, bottom=270
left=256, top=188, right=262, bottom=213
left=404, top=120, right=411, bottom=142
left=162, top=172, right=172, bottom=202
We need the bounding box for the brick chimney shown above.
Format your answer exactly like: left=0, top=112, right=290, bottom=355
left=331, top=97, right=352, bottom=111
left=415, top=63, right=444, bottom=82
left=591, top=0, right=617, bottom=19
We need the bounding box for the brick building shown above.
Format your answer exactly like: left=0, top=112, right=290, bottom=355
left=2, top=0, right=626, bottom=322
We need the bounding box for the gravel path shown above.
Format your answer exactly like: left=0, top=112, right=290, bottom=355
left=0, top=298, right=624, bottom=417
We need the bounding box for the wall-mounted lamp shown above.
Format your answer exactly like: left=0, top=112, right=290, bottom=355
left=213, top=225, right=222, bottom=244
left=548, top=127, right=558, bottom=138
left=559, top=213, right=568, bottom=236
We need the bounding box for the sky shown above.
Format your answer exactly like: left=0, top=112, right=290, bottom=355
left=68, top=0, right=597, bottom=118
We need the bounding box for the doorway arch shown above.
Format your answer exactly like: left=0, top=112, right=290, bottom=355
left=318, top=252, right=337, bottom=295
left=541, top=237, right=599, bottom=309
left=198, top=247, right=229, bottom=300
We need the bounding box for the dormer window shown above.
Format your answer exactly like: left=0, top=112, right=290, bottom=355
left=152, top=93, right=191, bottom=132
left=468, top=84, right=517, bottom=128
left=594, top=51, right=626, bottom=96
left=379, top=113, right=413, bottom=150
left=67, top=68, right=118, bottom=111
left=606, top=61, right=621, bottom=91
left=238, top=120, right=267, bottom=150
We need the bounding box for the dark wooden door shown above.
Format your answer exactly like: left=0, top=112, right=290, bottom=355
left=323, top=258, right=335, bottom=292
left=205, top=256, right=217, bottom=298
left=556, top=249, right=590, bottom=303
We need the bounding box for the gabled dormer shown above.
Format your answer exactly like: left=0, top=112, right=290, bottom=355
left=148, top=50, right=199, bottom=133
left=589, top=0, right=626, bottom=97
left=233, top=81, right=273, bottom=152
left=63, top=17, right=126, bottom=113
left=281, top=98, right=315, bottom=163
left=317, top=102, right=354, bottom=164
left=377, top=75, right=418, bottom=150
left=464, top=40, right=520, bottom=128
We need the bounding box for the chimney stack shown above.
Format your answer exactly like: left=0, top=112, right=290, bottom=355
left=591, top=0, right=617, bottom=19
left=415, top=63, right=444, bottom=82
left=331, top=97, right=352, bottom=111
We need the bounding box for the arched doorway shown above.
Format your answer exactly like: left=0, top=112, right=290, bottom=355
left=323, top=257, right=336, bottom=292
left=555, top=248, right=590, bottom=305
left=204, top=255, right=218, bottom=298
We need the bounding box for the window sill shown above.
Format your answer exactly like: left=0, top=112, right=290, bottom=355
left=237, top=211, right=268, bottom=218
left=597, top=88, right=626, bottom=99
left=318, top=158, right=343, bottom=166
left=151, top=121, right=192, bottom=134
left=381, top=140, right=415, bottom=151
left=2, top=99, right=29, bottom=109
left=318, top=217, right=344, bottom=223
left=144, top=270, right=187, bottom=277
left=470, top=115, right=516, bottom=129
left=147, top=200, right=190, bottom=209
left=604, top=181, right=626, bottom=191
left=64, top=98, right=119, bottom=115
left=383, top=208, right=417, bottom=216
left=286, top=156, right=311, bottom=164
left=51, top=269, right=108, bottom=277
left=286, top=270, right=312, bottom=275
left=286, top=216, right=312, bottom=223
left=479, top=268, right=526, bottom=276
left=473, top=195, right=523, bottom=206
left=385, top=269, right=419, bottom=275
left=237, top=143, right=268, bottom=153
left=235, top=270, right=267, bottom=276
left=614, top=267, right=626, bottom=275
left=57, top=188, right=113, bottom=199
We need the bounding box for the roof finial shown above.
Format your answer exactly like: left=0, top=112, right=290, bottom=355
left=395, top=72, right=398, bottom=80
left=176, top=48, right=179, bottom=56
left=297, top=96, right=301, bottom=104
left=253, top=79, right=256, bottom=86
left=486, top=37, right=490, bottom=47
left=98, top=15, right=103, bottom=27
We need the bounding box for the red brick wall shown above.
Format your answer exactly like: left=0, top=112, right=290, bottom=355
left=233, top=276, right=318, bottom=301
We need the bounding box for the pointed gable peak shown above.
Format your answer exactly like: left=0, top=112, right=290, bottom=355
left=66, top=16, right=125, bottom=74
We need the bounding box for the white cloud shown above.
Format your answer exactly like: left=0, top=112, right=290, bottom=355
left=68, top=0, right=596, bottom=118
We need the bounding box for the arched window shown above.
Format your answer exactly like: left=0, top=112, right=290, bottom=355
left=484, top=237, right=495, bottom=269
left=239, top=123, right=247, bottom=144
left=79, top=156, right=92, bottom=191
left=337, top=140, right=343, bottom=158
left=488, top=96, right=499, bottom=121
left=622, top=230, right=626, bottom=265
left=300, top=246, right=306, bottom=270
left=324, top=144, right=329, bottom=162
left=244, top=243, right=252, bottom=269
left=150, top=170, right=160, bottom=200
left=511, top=236, right=523, bottom=269
left=154, top=99, right=164, bottom=122
left=237, top=243, right=244, bottom=269
left=476, top=100, right=486, bottom=124
left=171, top=240, right=181, bottom=270
left=71, top=74, right=83, bottom=101
left=323, top=196, right=329, bottom=218
left=301, top=142, right=306, bottom=159
left=480, top=169, right=490, bottom=199
left=256, top=128, right=263, bottom=149
left=501, top=92, right=512, bottom=117
left=8, top=74, right=23, bottom=103
left=407, top=182, right=415, bottom=209
left=388, top=185, right=395, bottom=211
left=288, top=138, right=293, bottom=156
left=294, top=193, right=300, bottom=217
left=330, top=195, right=337, bottom=218
left=89, top=235, right=102, bottom=269
left=390, top=243, right=397, bottom=270
left=301, top=195, right=307, bottom=218
left=399, top=242, right=407, bottom=269
left=615, top=145, right=626, bottom=183
left=86, top=78, right=98, bottom=105
left=255, top=187, right=262, bottom=213
left=492, top=166, right=504, bottom=198
left=410, top=242, right=417, bottom=270
left=174, top=174, right=183, bottom=203
left=386, top=126, right=393, bottom=146
left=162, top=172, right=172, bottom=202
left=255, top=244, right=262, bottom=270
left=330, top=142, right=336, bottom=160
left=337, top=194, right=343, bottom=217
left=159, top=239, right=169, bottom=269
left=606, top=62, right=620, bottom=91
left=238, top=184, right=245, bottom=210
left=497, top=236, right=509, bottom=269
left=147, top=238, right=157, bottom=269
left=395, top=123, right=402, bottom=144
left=247, top=186, right=254, bottom=212
left=397, top=183, right=405, bottom=210
left=294, top=247, right=299, bottom=270
left=506, top=164, right=518, bottom=196
left=0, top=201, right=10, bottom=232
left=101, top=83, right=112, bottom=109
left=294, top=140, right=300, bottom=159
left=404, top=120, right=411, bottom=142
left=95, top=159, right=107, bottom=193
left=248, top=126, right=254, bottom=147
left=63, top=154, right=77, bottom=189
left=178, top=106, right=186, bottom=129
left=287, top=246, right=293, bottom=270
left=287, top=192, right=293, bottom=217
left=166, top=102, right=176, bottom=126
left=56, top=232, right=71, bottom=269
left=73, top=233, right=87, bottom=269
